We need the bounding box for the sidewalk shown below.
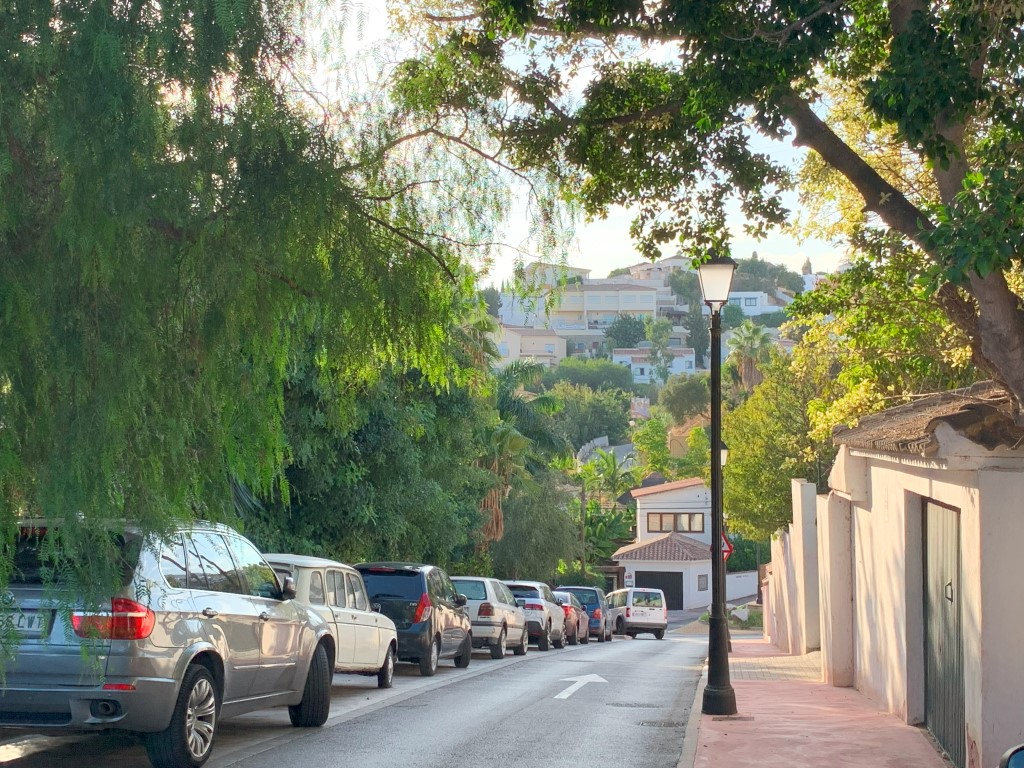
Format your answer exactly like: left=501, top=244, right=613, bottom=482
left=679, top=635, right=950, bottom=768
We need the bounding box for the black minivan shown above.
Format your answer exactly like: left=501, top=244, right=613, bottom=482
left=355, top=562, right=473, bottom=676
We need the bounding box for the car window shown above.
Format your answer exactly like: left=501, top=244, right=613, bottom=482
left=506, top=584, right=540, bottom=599
left=189, top=532, right=245, bottom=594
left=452, top=579, right=487, bottom=601
left=327, top=570, right=345, bottom=607
left=308, top=570, right=325, bottom=605
left=344, top=571, right=358, bottom=607
left=647, top=592, right=663, bottom=608
left=225, top=535, right=280, bottom=599
left=160, top=534, right=189, bottom=589
left=12, top=526, right=140, bottom=587
left=358, top=567, right=424, bottom=601
left=564, top=588, right=598, bottom=607
left=346, top=573, right=368, bottom=610
left=499, top=583, right=516, bottom=605
left=542, top=585, right=557, bottom=603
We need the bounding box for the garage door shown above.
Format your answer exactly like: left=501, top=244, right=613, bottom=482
left=635, top=571, right=683, bottom=610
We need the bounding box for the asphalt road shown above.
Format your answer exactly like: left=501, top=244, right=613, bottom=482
left=0, top=630, right=707, bottom=768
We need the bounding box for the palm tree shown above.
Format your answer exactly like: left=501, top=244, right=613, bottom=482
left=591, top=448, right=636, bottom=507
left=727, top=320, right=774, bottom=394
left=494, top=360, right=570, bottom=465
left=477, top=422, right=532, bottom=543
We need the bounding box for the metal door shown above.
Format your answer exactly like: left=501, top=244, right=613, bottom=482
left=923, top=500, right=965, bottom=768
left=635, top=571, right=683, bottom=609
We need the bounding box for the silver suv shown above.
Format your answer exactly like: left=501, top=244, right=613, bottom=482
left=1, top=521, right=335, bottom=768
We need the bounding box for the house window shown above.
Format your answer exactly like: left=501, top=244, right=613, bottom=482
left=647, top=513, right=705, bottom=533
left=685, top=360, right=693, bottom=369
left=744, top=297, right=758, bottom=307
left=697, top=575, right=709, bottom=591
left=545, top=343, right=555, bottom=353
left=728, top=297, right=741, bottom=306
left=498, top=342, right=509, bottom=356
left=638, top=367, right=645, bottom=376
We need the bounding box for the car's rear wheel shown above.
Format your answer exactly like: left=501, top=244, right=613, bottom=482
left=490, top=628, right=507, bottom=659
left=377, top=644, right=395, bottom=688
left=537, top=623, right=550, bottom=651
left=513, top=626, right=528, bottom=655
left=552, top=624, right=565, bottom=649
left=289, top=643, right=331, bottom=727
left=615, top=617, right=624, bottom=635
left=145, top=664, right=219, bottom=768
left=580, top=625, right=590, bottom=644
left=419, top=636, right=440, bottom=676
left=654, top=629, right=665, bottom=640
left=454, top=635, right=473, bottom=668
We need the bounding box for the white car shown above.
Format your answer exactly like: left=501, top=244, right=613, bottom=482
left=503, top=580, right=566, bottom=651
left=452, top=576, right=529, bottom=658
left=606, top=587, right=668, bottom=639
left=266, top=554, right=399, bottom=687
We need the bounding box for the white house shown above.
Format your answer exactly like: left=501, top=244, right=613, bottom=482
left=494, top=325, right=566, bottom=368
left=611, top=346, right=696, bottom=384
left=613, top=478, right=712, bottom=610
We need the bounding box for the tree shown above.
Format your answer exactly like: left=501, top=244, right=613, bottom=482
left=590, top=449, right=636, bottom=505
left=495, top=360, right=570, bottom=467
left=541, top=357, right=634, bottom=392
left=605, top=313, right=647, bottom=350
left=677, top=426, right=711, bottom=480
left=727, top=321, right=775, bottom=394
left=550, top=382, right=632, bottom=450
left=631, top=415, right=674, bottom=479
left=481, top=287, right=501, bottom=318
left=396, top=0, right=1024, bottom=410
left=659, top=373, right=710, bottom=425
left=669, top=271, right=702, bottom=307
left=683, top=305, right=710, bottom=363
left=490, top=471, right=577, bottom=580
left=644, top=317, right=676, bottom=383
left=2, top=0, right=512, bottom=613
left=607, top=267, right=632, bottom=278
left=720, top=303, right=747, bottom=329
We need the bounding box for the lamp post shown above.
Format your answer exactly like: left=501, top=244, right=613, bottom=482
left=697, top=253, right=738, bottom=716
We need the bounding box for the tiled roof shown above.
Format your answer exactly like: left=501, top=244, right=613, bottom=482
left=502, top=326, right=560, bottom=337
left=629, top=477, right=706, bottom=498
left=833, top=381, right=1024, bottom=455
left=613, top=533, right=710, bottom=562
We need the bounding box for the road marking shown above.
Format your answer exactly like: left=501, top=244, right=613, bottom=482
left=554, top=673, right=608, bottom=700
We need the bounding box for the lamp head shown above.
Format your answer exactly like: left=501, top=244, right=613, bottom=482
left=696, top=252, right=738, bottom=312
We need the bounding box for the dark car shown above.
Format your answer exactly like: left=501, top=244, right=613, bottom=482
left=355, top=562, right=473, bottom=676
left=556, top=585, right=613, bottom=642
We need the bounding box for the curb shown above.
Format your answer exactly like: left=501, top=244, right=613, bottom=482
left=677, top=659, right=708, bottom=768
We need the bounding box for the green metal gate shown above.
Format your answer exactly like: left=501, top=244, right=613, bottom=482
left=923, top=500, right=965, bottom=768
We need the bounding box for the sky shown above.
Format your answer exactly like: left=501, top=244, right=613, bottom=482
left=339, top=3, right=846, bottom=285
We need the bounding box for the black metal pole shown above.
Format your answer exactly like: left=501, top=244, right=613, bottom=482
left=702, top=306, right=737, bottom=716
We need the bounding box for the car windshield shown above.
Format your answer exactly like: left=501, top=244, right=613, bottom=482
left=506, top=585, right=540, bottom=599
left=358, top=568, right=423, bottom=600
left=562, top=588, right=598, bottom=606
left=451, top=579, right=487, bottom=600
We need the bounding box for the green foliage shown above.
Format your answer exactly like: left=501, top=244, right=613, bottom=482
left=490, top=471, right=577, bottom=580
left=481, top=287, right=501, bottom=317
left=731, top=254, right=803, bottom=296
left=606, top=267, right=632, bottom=278
left=549, top=382, right=631, bottom=450
left=583, top=503, right=634, bottom=563
left=659, top=373, right=709, bottom=425
left=720, top=303, right=746, bottom=329
left=682, top=305, right=710, bottom=362
left=722, top=353, right=838, bottom=540
left=631, top=415, right=674, bottom=479
left=643, top=317, right=676, bottom=383
left=605, top=314, right=647, bottom=350
left=755, top=311, right=788, bottom=328
left=725, top=535, right=769, bottom=573
left=669, top=271, right=702, bottom=306
left=542, top=357, right=634, bottom=391
left=677, top=426, right=710, bottom=480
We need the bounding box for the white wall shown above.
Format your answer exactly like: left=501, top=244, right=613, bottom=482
left=726, top=571, right=758, bottom=601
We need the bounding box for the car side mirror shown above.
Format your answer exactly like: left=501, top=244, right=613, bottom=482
left=455, top=594, right=467, bottom=607
left=555, top=598, right=563, bottom=606
left=280, top=575, right=297, bottom=601
left=1000, top=745, right=1024, bottom=768
left=371, top=602, right=382, bottom=614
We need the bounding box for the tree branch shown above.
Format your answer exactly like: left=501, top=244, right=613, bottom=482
left=362, top=212, right=458, bottom=284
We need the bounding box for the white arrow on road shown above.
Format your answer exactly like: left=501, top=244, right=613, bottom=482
left=554, top=674, right=608, bottom=700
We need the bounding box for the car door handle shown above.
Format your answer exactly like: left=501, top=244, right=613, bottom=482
left=350, top=614, right=359, bottom=621
left=202, top=607, right=218, bottom=618
left=259, top=612, right=271, bottom=622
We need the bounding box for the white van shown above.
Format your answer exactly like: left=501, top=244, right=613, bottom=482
left=606, top=587, right=668, bottom=639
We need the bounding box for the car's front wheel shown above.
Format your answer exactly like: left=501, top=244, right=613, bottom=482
left=537, top=623, right=550, bottom=651
left=289, top=643, right=331, bottom=727
left=568, top=623, right=578, bottom=646
left=377, top=645, right=395, bottom=689
left=552, top=623, right=565, bottom=649
left=580, top=625, right=590, bottom=644
left=419, top=636, right=440, bottom=676
left=145, top=664, right=219, bottom=768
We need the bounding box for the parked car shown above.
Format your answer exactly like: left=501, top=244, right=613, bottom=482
left=355, top=562, right=472, bottom=676
left=606, top=587, right=669, bottom=639
left=451, top=576, right=528, bottom=658
left=606, top=589, right=627, bottom=635
left=556, top=585, right=613, bottom=642
left=552, top=590, right=589, bottom=646
left=265, top=554, right=398, bottom=688
left=503, top=580, right=566, bottom=651
left=1, top=521, right=334, bottom=768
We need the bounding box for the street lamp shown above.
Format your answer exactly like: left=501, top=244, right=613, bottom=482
left=697, top=252, right=738, bottom=717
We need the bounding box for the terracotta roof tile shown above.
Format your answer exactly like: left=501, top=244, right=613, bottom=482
left=613, top=532, right=710, bottom=562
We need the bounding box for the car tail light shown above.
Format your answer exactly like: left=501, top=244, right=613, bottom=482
left=102, top=683, right=136, bottom=691
left=413, top=592, right=433, bottom=623
left=524, top=601, right=544, bottom=612
left=626, top=607, right=632, bottom=618
left=592, top=608, right=602, bottom=619
left=478, top=602, right=494, bottom=618
left=561, top=605, right=572, bottom=618
left=72, top=598, right=155, bottom=640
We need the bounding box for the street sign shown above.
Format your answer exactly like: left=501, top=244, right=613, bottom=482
left=721, top=533, right=734, bottom=562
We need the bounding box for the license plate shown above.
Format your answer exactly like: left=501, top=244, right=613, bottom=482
left=13, top=610, right=47, bottom=636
